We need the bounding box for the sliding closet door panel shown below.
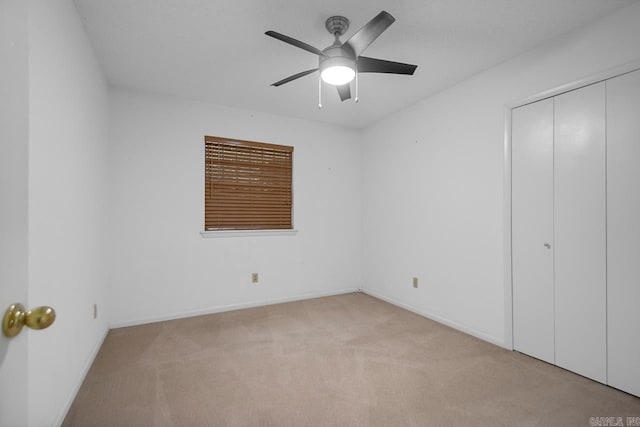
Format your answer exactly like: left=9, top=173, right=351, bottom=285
left=607, top=69, right=640, bottom=397
left=512, top=99, right=555, bottom=364
left=554, top=82, right=607, bottom=383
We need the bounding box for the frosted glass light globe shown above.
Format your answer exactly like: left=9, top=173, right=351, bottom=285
left=320, top=65, right=356, bottom=86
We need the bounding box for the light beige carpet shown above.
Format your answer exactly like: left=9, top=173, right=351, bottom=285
left=63, top=292, right=640, bottom=426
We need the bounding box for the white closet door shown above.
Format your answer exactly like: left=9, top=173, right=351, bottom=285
left=512, top=98, right=555, bottom=364
left=554, top=82, right=607, bottom=383
left=607, top=69, right=640, bottom=397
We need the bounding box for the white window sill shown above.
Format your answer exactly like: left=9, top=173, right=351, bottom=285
left=200, top=229, right=298, bottom=238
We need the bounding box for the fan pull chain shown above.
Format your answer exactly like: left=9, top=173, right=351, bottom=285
left=318, top=76, right=322, bottom=109
left=355, top=62, right=359, bottom=103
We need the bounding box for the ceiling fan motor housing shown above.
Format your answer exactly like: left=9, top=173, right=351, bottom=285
left=319, top=38, right=356, bottom=77
left=320, top=56, right=356, bottom=75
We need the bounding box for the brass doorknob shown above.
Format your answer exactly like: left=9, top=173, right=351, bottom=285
left=2, top=303, right=56, bottom=338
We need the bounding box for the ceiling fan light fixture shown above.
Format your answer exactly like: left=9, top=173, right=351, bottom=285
left=321, top=65, right=355, bottom=85
left=319, top=56, right=356, bottom=85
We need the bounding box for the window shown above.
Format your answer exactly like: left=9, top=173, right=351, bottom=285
left=204, top=136, right=293, bottom=230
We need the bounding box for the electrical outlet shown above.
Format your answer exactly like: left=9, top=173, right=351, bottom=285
left=93, top=303, right=98, bottom=319
left=413, top=277, right=419, bottom=288
left=252, top=273, right=259, bottom=283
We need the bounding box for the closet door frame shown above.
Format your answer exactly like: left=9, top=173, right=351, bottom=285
left=503, top=59, right=640, bottom=351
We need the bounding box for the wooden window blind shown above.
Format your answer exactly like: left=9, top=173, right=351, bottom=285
left=204, top=136, right=293, bottom=230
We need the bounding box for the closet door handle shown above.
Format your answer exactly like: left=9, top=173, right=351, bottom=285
left=544, top=242, right=551, bottom=249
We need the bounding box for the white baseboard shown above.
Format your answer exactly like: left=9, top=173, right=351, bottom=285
left=110, top=288, right=360, bottom=329
left=54, top=325, right=109, bottom=427
left=362, top=289, right=506, bottom=349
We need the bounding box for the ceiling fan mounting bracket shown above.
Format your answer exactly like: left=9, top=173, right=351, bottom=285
left=325, top=16, right=350, bottom=37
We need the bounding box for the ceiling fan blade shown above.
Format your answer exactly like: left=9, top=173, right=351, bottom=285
left=357, top=56, right=417, bottom=75
left=336, top=83, right=351, bottom=102
left=271, top=68, right=319, bottom=87
left=265, top=31, right=326, bottom=57
left=345, top=11, right=395, bottom=57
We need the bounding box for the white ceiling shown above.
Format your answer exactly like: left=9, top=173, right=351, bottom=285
left=73, top=0, right=634, bottom=129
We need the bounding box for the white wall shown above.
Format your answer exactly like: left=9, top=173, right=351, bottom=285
left=27, top=0, right=110, bottom=425
left=361, top=2, right=640, bottom=346
left=108, top=89, right=362, bottom=326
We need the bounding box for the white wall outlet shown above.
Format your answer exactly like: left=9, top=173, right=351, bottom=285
left=93, top=303, right=98, bottom=319
left=252, top=273, right=259, bottom=283
left=413, top=277, right=419, bottom=288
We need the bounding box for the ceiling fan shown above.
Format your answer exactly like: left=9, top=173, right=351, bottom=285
left=265, top=11, right=417, bottom=106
